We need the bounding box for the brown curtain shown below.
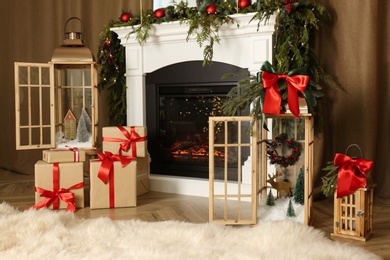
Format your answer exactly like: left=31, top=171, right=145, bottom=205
left=1, top=1, right=389, bottom=204
left=317, top=0, right=390, bottom=203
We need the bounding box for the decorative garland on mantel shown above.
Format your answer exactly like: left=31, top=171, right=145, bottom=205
left=97, top=0, right=337, bottom=128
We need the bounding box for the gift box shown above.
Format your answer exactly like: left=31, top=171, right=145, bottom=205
left=33, top=160, right=84, bottom=211
left=90, top=152, right=137, bottom=209
left=43, top=149, right=86, bottom=163
left=136, top=154, right=150, bottom=196
left=102, top=126, right=147, bottom=157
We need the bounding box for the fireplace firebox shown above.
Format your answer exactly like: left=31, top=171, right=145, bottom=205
left=146, top=61, right=249, bottom=178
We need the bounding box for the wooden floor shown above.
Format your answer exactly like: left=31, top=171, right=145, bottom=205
left=1, top=169, right=389, bottom=259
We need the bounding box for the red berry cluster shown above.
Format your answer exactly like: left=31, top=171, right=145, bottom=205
left=283, top=0, right=298, bottom=14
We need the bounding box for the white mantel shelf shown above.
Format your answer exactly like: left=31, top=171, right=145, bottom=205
left=111, top=13, right=276, bottom=197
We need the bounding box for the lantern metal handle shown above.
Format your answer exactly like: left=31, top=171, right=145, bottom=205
left=64, top=16, right=85, bottom=42
left=345, top=144, right=364, bottom=158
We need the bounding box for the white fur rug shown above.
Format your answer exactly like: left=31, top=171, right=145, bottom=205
left=0, top=202, right=380, bottom=260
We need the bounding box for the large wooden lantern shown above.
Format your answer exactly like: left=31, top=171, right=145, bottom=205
left=14, top=17, right=98, bottom=152
left=258, top=114, right=314, bottom=225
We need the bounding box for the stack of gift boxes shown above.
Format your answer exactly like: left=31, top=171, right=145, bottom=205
left=32, top=126, right=148, bottom=212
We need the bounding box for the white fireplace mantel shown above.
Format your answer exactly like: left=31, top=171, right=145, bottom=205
left=112, top=13, right=275, bottom=197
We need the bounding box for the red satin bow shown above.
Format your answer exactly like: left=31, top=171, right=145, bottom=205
left=262, top=71, right=309, bottom=117
left=102, top=126, right=147, bottom=156
left=97, top=151, right=135, bottom=184
left=334, top=153, right=374, bottom=198
left=30, top=163, right=84, bottom=212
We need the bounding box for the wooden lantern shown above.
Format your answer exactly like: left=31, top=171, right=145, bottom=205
left=209, top=113, right=314, bottom=225
left=14, top=17, right=98, bottom=152
left=332, top=186, right=375, bottom=241
left=258, top=113, right=314, bottom=225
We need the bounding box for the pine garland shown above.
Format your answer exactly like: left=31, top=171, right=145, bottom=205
left=97, top=19, right=127, bottom=126
left=97, top=0, right=337, bottom=128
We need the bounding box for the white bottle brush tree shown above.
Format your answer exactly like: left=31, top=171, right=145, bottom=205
left=77, top=108, right=92, bottom=142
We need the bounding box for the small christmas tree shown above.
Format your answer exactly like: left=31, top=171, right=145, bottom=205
left=81, top=108, right=92, bottom=133
left=293, top=168, right=305, bottom=205
left=286, top=199, right=296, bottom=217
left=77, top=113, right=90, bottom=142
left=266, top=189, right=275, bottom=206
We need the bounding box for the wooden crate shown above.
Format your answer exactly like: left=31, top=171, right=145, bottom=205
left=332, top=186, right=375, bottom=241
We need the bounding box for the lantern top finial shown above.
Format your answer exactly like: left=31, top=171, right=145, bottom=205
left=51, top=17, right=94, bottom=62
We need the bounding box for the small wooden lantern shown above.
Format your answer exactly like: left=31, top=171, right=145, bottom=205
left=14, top=17, right=98, bottom=152
left=332, top=186, right=375, bottom=241
left=331, top=144, right=375, bottom=241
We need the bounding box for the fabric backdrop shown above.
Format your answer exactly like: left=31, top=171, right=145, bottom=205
left=0, top=1, right=389, bottom=204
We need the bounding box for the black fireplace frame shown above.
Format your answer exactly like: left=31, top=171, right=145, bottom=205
left=145, top=61, right=249, bottom=178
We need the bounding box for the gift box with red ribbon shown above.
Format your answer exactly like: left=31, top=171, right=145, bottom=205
left=102, top=126, right=147, bottom=157
left=32, top=160, right=84, bottom=212
left=42, top=148, right=86, bottom=163
left=89, top=152, right=137, bottom=209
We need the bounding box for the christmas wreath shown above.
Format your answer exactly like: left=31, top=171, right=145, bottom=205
left=266, top=133, right=302, bottom=167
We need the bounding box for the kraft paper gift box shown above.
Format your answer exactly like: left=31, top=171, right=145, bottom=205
left=102, top=126, right=147, bottom=157
left=43, top=149, right=86, bottom=163
left=33, top=160, right=84, bottom=211
left=137, top=154, right=150, bottom=196
left=90, top=153, right=137, bottom=209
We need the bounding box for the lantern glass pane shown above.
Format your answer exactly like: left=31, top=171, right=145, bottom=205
left=30, top=67, right=40, bottom=85
left=18, top=66, right=28, bottom=84
left=42, top=127, right=51, bottom=145
left=19, top=128, right=29, bottom=146
left=19, top=87, right=28, bottom=126
left=68, top=69, right=83, bottom=86
left=31, top=127, right=40, bottom=145
left=84, top=69, right=91, bottom=86
left=84, top=88, right=92, bottom=115
left=30, top=87, right=40, bottom=125
left=41, top=67, right=50, bottom=85
left=41, top=86, right=51, bottom=125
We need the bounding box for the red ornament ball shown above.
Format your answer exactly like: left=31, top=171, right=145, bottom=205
left=238, top=0, right=251, bottom=9
left=206, top=4, right=217, bottom=14
left=154, top=8, right=165, bottom=19
left=120, top=12, right=132, bottom=23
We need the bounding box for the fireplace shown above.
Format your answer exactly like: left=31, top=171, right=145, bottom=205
left=146, top=61, right=249, bottom=178
left=111, top=13, right=275, bottom=196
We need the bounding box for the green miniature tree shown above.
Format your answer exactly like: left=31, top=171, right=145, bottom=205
left=266, top=189, right=275, bottom=206
left=293, top=168, right=305, bottom=205
left=286, top=199, right=296, bottom=217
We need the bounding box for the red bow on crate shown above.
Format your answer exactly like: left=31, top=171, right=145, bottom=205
left=334, top=153, right=373, bottom=198
left=260, top=61, right=310, bottom=118
left=30, top=163, right=84, bottom=212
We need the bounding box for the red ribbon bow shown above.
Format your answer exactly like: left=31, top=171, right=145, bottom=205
left=102, top=126, right=147, bottom=156
left=262, top=71, right=309, bottom=117
left=65, top=145, right=80, bottom=162
left=96, top=151, right=136, bottom=208
left=97, top=151, right=134, bottom=184
left=334, top=153, right=374, bottom=198
left=30, top=163, right=84, bottom=212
